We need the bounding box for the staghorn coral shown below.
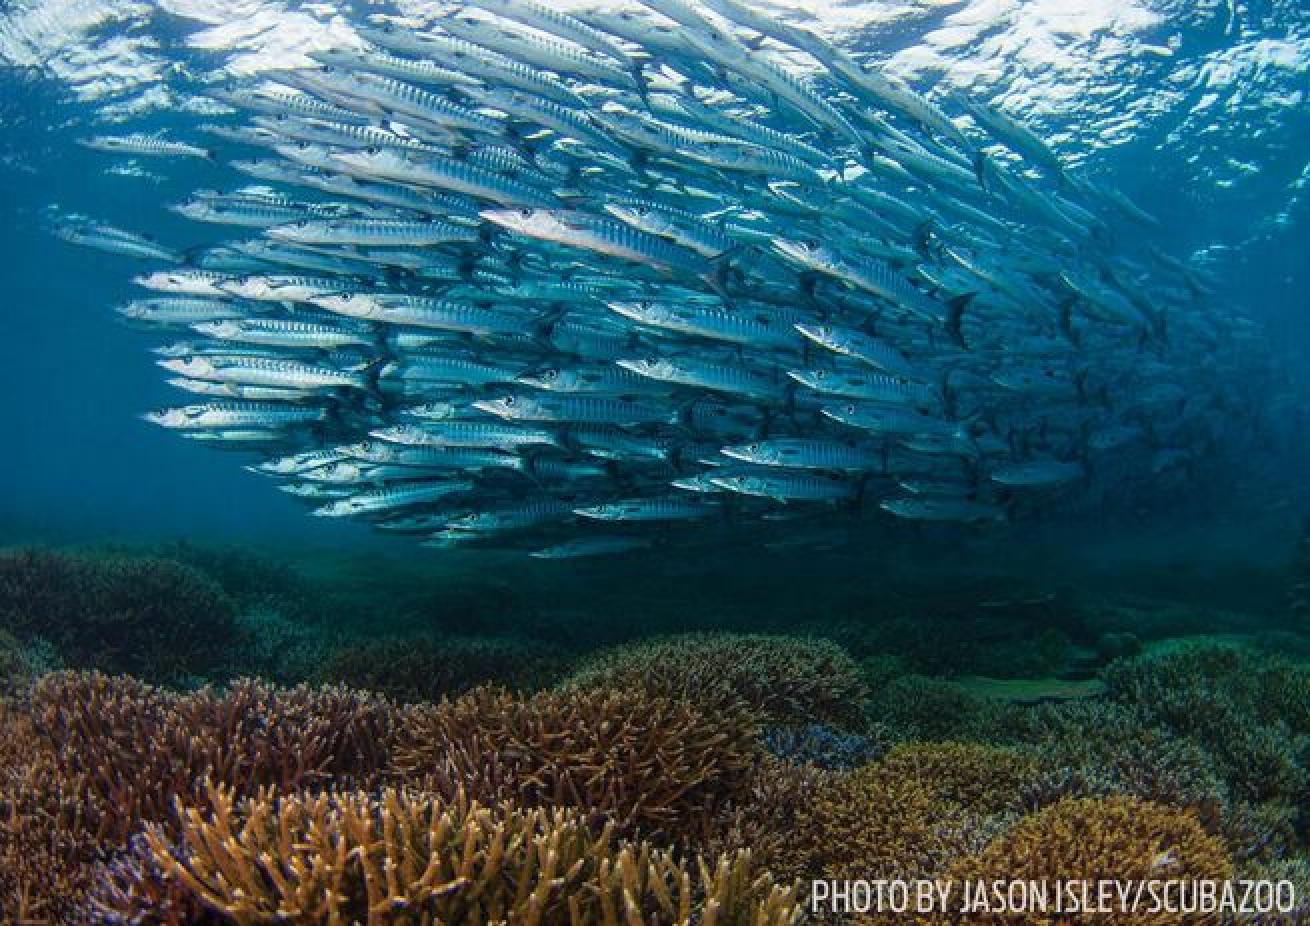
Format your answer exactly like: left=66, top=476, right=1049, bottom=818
left=780, top=762, right=968, bottom=888
left=0, top=701, right=104, bottom=924
left=0, top=547, right=237, bottom=682
left=1012, top=701, right=1229, bottom=816
left=933, top=797, right=1233, bottom=926
left=392, top=685, right=758, bottom=840
left=31, top=671, right=402, bottom=844
left=759, top=745, right=1038, bottom=914
left=83, top=832, right=225, bottom=926
left=0, top=627, right=59, bottom=702
left=703, top=757, right=838, bottom=885
left=865, top=673, right=1023, bottom=743
left=223, top=606, right=339, bottom=688
left=1102, top=645, right=1310, bottom=804
left=874, top=741, right=1041, bottom=815
left=564, top=632, right=866, bottom=728
left=146, top=781, right=801, bottom=926
left=318, top=634, right=572, bottom=703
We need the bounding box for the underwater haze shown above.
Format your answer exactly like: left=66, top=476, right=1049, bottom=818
left=0, top=0, right=1308, bottom=573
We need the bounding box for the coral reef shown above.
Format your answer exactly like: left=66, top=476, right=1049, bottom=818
left=703, top=757, right=838, bottom=883
left=392, top=685, right=759, bottom=839
left=0, top=548, right=237, bottom=682
left=317, top=634, right=572, bottom=703
left=1012, top=701, right=1229, bottom=815
left=1102, top=644, right=1310, bottom=805
left=763, top=723, right=888, bottom=770
left=565, top=632, right=867, bottom=728
left=874, top=742, right=1040, bottom=815
left=937, top=797, right=1234, bottom=926
left=31, top=671, right=402, bottom=843
left=0, top=541, right=1305, bottom=926
left=0, top=627, right=59, bottom=702
left=865, top=672, right=1024, bottom=743
left=148, top=781, right=801, bottom=926
left=785, top=764, right=963, bottom=885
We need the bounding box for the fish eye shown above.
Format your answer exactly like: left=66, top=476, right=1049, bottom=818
left=365, top=145, right=380, bottom=155
left=749, top=443, right=761, bottom=453
left=504, top=396, right=515, bottom=406
left=814, top=370, right=826, bottom=380
left=518, top=208, right=533, bottom=219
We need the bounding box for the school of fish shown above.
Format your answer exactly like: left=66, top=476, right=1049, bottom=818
left=53, top=0, right=1275, bottom=557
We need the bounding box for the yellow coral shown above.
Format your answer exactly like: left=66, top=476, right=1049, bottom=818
left=875, top=741, right=1040, bottom=814
left=151, top=781, right=801, bottom=926
left=934, top=796, right=1234, bottom=926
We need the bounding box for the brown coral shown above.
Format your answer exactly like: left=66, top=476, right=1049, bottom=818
left=391, top=685, right=759, bottom=839
left=786, top=763, right=966, bottom=886
left=934, top=796, right=1234, bottom=926
left=703, top=757, right=839, bottom=884
left=31, top=671, right=403, bottom=843
left=875, top=741, right=1041, bottom=814
left=0, top=701, right=103, bottom=924
left=564, top=632, right=867, bottom=728
left=149, top=781, right=802, bottom=926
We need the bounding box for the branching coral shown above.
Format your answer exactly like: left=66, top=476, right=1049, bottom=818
left=318, top=634, right=572, bottom=703
left=392, top=685, right=758, bottom=840
left=1012, top=701, right=1229, bottom=815
left=703, top=757, right=839, bottom=885
left=936, top=797, right=1234, bottom=926
left=31, top=671, right=403, bottom=844
left=874, top=742, right=1041, bottom=815
left=564, top=632, right=867, bottom=728
left=0, top=701, right=103, bottom=924
left=1102, top=645, right=1310, bottom=805
left=0, top=547, right=237, bottom=681
left=754, top=745, right=1038, bottom=910
left=147, top=781, right=801, bottom=926
left=782, top=763, right=966, bottom=886
left=866, top=673, right=1023, bottom=743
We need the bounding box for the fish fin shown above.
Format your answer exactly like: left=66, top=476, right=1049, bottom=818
left=945, top=292, right=973, bottom=348
left=973, top=150, right=990, bottom=190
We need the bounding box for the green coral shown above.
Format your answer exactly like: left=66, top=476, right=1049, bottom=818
left=0, top=548, right=237, bottom=683
left=866, top=672, right=1023, bottom=743
left=1102, top=644, right=1310, bottom=805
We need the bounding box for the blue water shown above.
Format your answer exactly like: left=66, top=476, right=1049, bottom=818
left=1, top=0, right=1308, bottom=572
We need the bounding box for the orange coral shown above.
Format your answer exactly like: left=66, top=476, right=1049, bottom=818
left=150, top=781, right=802, bottom=926
left=391, top=685, right=759, bottom=839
